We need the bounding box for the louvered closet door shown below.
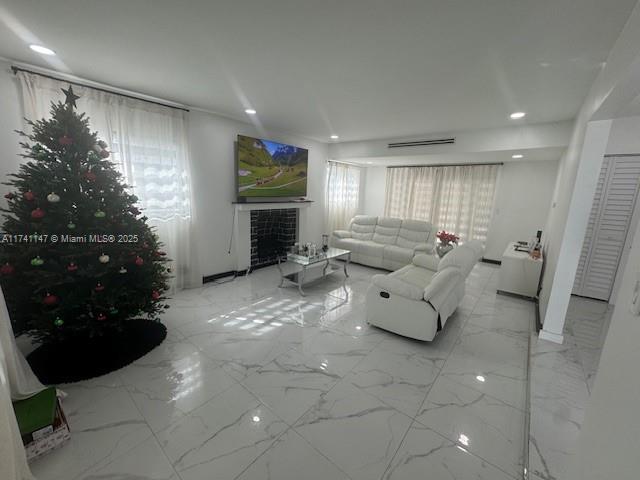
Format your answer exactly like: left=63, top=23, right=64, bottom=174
left=573, top=156, right=640, bottom=301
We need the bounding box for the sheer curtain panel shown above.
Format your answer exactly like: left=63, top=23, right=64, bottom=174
left=384, top=164, right=499, bottom=243
left=17, top=71, right=199, bottom=291
left=325, top=161, right=362, bottom=232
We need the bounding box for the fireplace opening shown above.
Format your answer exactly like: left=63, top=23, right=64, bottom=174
left=250, top=209, right=297, bottom=269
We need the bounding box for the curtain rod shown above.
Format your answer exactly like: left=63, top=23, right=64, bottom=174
left=387, top=161, right=504, bottom=169
left=11, top=66, right=190, bottom=113
left=328, top=159, right=363, bottom=167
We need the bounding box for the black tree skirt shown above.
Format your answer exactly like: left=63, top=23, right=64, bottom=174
left=27, top=319, right=167, bottom=385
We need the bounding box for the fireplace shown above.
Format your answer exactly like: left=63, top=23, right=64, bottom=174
left=250, top=209, right=298, bottom=269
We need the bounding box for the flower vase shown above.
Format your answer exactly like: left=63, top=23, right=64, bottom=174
left=436, top=242, right=454, bottom=258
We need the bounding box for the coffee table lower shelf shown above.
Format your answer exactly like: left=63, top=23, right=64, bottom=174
left=276, top=250, right=351, bottom=296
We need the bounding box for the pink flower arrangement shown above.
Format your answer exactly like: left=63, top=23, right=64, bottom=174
left=437, top=230, right=459, bottom=245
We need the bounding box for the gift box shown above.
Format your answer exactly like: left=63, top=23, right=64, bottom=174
left=13, top=387, right=71, bottom=461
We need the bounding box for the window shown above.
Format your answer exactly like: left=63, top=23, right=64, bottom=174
left=325, top=161, right=361, bottom=232
left=384, top=164, right=499, bottom=243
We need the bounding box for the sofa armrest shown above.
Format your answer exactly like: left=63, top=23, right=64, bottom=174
left=332, top=230, right=352, bottom=239
left=413, top=243, right=434, bottom=254
left=371, top=274, right=424, bottom=301
left=423, top=267, right=462, bottom=310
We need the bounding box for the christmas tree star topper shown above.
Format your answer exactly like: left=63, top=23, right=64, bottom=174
left=62, top=85, right=80, bottom=108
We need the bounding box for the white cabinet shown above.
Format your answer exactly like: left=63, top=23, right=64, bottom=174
left=497, top=242, right=543, bottom=298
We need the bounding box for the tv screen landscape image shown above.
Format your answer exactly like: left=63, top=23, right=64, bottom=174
left=237, top=134, right=308, bottom=198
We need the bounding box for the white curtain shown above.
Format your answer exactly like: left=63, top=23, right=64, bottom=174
left=1, top=287, right=43, bottom=480
left=325, top=161, right=361, bottom=232
left=17, top=72, right=200, bottom=291
left=384, top=164, right=499, bottom=243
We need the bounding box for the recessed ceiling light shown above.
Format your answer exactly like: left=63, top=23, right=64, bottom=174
left=512, top=154, right=524, bottom=159
left=510, top=112, right=526, bottom=119
left=29, top=44, right=56, bottom=56
left=330, top=135, right=339, bottom=140
left=244, top=108, right=257, bottom=115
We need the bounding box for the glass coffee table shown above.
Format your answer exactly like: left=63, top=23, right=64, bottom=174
left=277, top=247, right=351, bottom=296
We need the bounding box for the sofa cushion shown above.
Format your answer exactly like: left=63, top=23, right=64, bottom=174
left=396, top=219, right=434, bottom=249
left=390, top=264, right=437, bottom=289
left=373, top=217, right=402, bottom=245
left=350, top=215, right=377, bottom=241
left=332, top=229, right=352, bottom=239
left=331, top=237, right=361, bottom=252
left=359, top=240, right=385, bottom=258
left=383, top=245, right=413, bottom=265
left=412, top=253, right=440, bottom=271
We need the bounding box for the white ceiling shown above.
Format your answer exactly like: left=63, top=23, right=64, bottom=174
left=0, top=0, right=636, bottom=142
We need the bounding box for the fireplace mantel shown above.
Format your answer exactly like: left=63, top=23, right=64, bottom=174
left=233, top=200, right=313, bottom=212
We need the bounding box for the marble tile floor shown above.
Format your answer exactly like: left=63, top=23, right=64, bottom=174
left=30, top=261, right=534, bottom=480
left=528, top=296, right=612, bottom=480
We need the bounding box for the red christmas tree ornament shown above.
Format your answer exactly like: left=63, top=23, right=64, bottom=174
left=134, top=256, right=144, bottom=266
left=67, top=262, right=78, bottom=272
left=0, top=263, right=15, bottom=275
left=156, top=250, right=167, bottom=257
left=97, top=313, right=107, bottom=321
left=23, top=191, right=35, bottom=201
left=43, top=293, right=59, bottom=306
left=59, top=135, right=73, bottom=146
left=151, top=290, right=160, bottom=300
left=94, top=282, right=105, bottom=292
left=84, top=170, right=97, bottom=182
left=4, top=192, right=15, bottom=200
left=31, top=208, right=45, bottom=219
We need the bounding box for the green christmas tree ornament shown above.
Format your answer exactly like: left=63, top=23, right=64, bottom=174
left=94, top=210, right=106, bottom=218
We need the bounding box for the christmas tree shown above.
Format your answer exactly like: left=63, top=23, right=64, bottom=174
left=0, top=86, right=170, bottom=344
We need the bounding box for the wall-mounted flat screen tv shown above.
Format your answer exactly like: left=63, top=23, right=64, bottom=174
left=236, top=134, right=308, bottom=198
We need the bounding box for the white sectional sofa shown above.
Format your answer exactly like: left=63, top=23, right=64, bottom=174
left=330, top=216, right=437, bottom=271
left=365, top=241, right=484, bottom=341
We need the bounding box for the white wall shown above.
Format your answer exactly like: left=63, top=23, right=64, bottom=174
left=361, top=166, right=386, bottom=217
left=188, top=111, right=328, bottom=277
left=540, top=2, right=640, bottom=338
left=607, top=115, right=640, bottom=154
left=0, top=59, right=329, bottom=279
left=484, top=160, right=558, bottom=261
left=567, top=207, right=640, bottom=480
left=358, top=160, right=559, bottom=261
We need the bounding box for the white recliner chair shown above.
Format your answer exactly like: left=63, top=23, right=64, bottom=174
left=365, top=241, right=484, bottom=341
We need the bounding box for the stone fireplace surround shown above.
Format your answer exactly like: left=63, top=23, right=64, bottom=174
left=250, top=208, right=297, bottom=269
left=232, top=201, right=312, bottom=273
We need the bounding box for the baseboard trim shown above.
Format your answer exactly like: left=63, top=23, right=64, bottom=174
left=481, top=257, right=501, bottom=265
left=534, top=297, right=542, bottom=332
left=202, top=269, right=248, bottom=284
left=496, top=289, right=535, bottom=301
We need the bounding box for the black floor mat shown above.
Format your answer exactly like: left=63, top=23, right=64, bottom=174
left=27, top=319, right=167, bottom=385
